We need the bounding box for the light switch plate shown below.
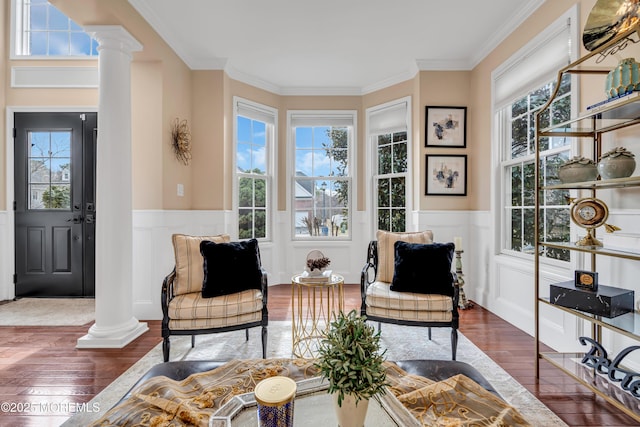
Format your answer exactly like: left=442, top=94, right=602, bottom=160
left=177, top=183, right=184, bottom=197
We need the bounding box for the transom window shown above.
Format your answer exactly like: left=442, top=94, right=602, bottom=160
left=13, top=0, right=98, bottom=57
left=290, top=112, right=354, bottom=239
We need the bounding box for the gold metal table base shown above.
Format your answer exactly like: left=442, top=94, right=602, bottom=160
left=291, top=274, right=344, bottom=359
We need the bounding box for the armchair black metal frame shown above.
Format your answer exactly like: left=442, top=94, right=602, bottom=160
left=161, top=267, right=268, bottom=362
left=360, top=240, right=460, bottom=360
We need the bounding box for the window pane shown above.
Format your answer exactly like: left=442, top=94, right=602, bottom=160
left=48, top=6, right=69, bottom=30
left=238, top=177, right=253, bottom=207
left=238, top=116, right=251, bottom=143
left=392, top=142, right=407, bottom=173
left=392, top=131, right=407, bottom=143
left=511, top=116, right=528, bottom=158
left=254, top=210, right=266, bottom=239
left=391, top=177, right=405, bottom=207
left=522, top=162, right=535, bottom=207
left=237, top=142, right=251, bottom=172
left=512, top=96, right=527, bottom=117
left=378, top=209, right=390, bottom=231
left=378, top=145, right=391, bottom=174
left=253, top=121, right=266, bottom=146
left=377, top=134, right=391, bottom=145
left=296, top=128, right=313, bottom=148
left=510, top=165, right=521, bottom=206
left=254, top=178, right=266, bottom=207
left=523, top=208, right=535, bottom=254
left=511, top=209, right=522, bottom=252
left=238, top=209, right=253, bottom=239
left=30, top=4, right=47, bottom=30
left=378, top=178, right=390, bottom=207
left=551, top=96, right=571, bottom=125
left=30, top=32, right=47, bottom=55
left=391, top=209, right=405, bottom=232
left=530, top=85, right=549, bottom=110
left=48, top=31, right=69, bottom=55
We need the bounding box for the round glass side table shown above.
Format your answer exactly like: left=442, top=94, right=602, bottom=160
left=290, top=274, right=344, bottom=358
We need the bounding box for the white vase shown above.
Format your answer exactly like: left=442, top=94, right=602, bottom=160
left=332, top=393, right=369, bottom=427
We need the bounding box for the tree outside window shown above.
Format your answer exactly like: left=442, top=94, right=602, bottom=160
left=375, top=131, right=407, bottom=232
left=294, top=125, right=351, bottom=238
left=236, top=110, right=272, bottom=240
left=505, top=73, right=571, bottom=261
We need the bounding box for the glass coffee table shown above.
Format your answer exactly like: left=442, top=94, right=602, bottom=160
left=208, top=377, right=421, bottom=426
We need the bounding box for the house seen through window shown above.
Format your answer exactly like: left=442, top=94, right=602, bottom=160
left=292, top=113, right=353, bottom=239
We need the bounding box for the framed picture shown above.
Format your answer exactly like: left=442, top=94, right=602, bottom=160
left=425, top=154, right=467, bottom=196
left=425, top=106, right=467, bottom=147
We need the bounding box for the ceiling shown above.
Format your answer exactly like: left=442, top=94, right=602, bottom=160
left=129, top=0, right=545, bottom=95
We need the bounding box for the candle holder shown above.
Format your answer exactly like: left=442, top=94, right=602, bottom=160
left=455, top=250, right=472, bottom=309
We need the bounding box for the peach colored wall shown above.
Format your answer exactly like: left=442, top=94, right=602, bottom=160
left=189, top=71, right=225, bottom=210
left=132, top=61, right=163, bottom=209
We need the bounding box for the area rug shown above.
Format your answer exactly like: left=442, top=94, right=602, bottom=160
left=63, top=322, right=568, bottom=426
left=0, top=298, right=94, bottom=326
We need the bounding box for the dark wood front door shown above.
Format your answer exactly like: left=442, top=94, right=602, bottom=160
left=14, top=112, right=97, bottom=297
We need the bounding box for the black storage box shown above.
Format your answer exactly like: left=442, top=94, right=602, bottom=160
left=549, top=281, right=634, bottom=318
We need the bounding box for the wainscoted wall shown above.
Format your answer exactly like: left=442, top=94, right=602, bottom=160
left=0, top=211, right=12, bottom=301
left=3, top=207, right=638, bottom=365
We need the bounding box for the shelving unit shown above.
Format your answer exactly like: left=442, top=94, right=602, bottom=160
left=534, top=23, right=640, bottom=422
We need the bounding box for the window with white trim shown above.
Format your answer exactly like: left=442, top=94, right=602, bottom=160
left=13, top=0, right=98, bottom=57
left=290, top=112, right=354, bottom=239
left=235, top=99, right=276, bottom=240
left=494, top=8, right=576, bottom=262
left=367, top=99, right=410, bottom=232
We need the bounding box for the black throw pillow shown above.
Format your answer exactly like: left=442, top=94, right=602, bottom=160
left=390, top=241, right=455, bottom=296
left=200, top=239, right=262, bottom=298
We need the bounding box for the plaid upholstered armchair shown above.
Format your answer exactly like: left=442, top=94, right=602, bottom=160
left=161, top=234, right=268, bottom=362
left=360, top=230, right=459, bottom=360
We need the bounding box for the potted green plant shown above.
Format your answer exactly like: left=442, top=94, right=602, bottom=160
left=315, top=310, right=388, bottom=427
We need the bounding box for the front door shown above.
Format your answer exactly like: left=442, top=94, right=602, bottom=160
left=14, top=112, right=97, bottom=297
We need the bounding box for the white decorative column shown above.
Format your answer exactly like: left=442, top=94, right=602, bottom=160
left=77, top=26, right=148, bottom=348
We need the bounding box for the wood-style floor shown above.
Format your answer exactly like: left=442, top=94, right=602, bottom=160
left=0, top=284, right=637, bottom=427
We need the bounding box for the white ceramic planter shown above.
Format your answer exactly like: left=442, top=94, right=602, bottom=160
left=333, top=393, right=369, bottom=427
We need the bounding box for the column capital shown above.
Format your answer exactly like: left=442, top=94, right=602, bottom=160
left=84, top=25, right=143, bottom=55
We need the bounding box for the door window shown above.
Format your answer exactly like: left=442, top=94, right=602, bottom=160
left=28, top=131, right=71, bottom=210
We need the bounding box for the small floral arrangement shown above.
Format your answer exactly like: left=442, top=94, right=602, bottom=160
left=600, top=147, right=635, bottom=159
left=561, top=156, right=595, bottom=167
left=306, top=256, right=331, bottom=271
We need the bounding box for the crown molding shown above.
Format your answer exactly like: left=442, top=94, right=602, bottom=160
left=468, top=0, right=546, bottom=69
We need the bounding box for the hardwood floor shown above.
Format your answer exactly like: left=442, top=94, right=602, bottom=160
left=0, top=283, right=637, bottom=426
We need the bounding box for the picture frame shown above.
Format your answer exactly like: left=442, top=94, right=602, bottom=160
left=574, top=270, right=598, bottom=291
left=425, top=154, right=467, bottom=196
left=425, top=106, right=467, bottom=147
